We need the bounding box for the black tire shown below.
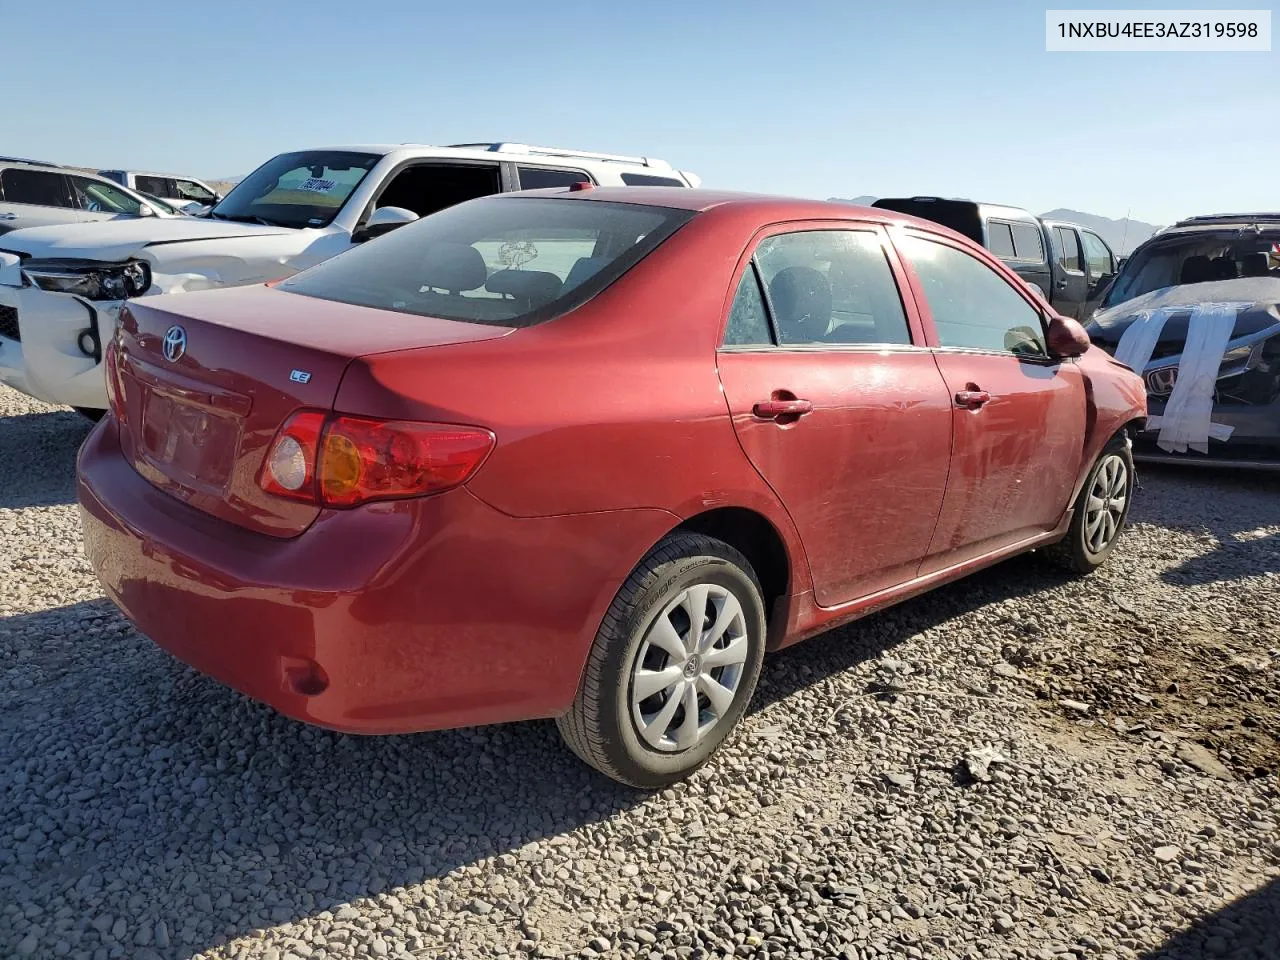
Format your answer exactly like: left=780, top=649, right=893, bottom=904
left=557, top=532, right=767, bottom=789
left=73, top=407, right=106, bottom=423
left=1048, top=434, right=1135, bottom=574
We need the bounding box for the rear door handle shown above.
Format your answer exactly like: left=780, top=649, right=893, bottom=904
left=752, top=398, right=813, bottom=420
left=0, top=213, right=17, bottom=221
left=954, top=390, right=991, bottom=409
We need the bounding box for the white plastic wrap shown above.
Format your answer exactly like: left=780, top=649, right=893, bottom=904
left=1113, top=307, right=1172, bottom=372
left=1156, top=302, right=1248, bottom=454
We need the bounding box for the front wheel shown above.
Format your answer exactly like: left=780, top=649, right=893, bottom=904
left=557, top=533, right=767, bottom=789
left=1049, top=435, right=1135, bottom=574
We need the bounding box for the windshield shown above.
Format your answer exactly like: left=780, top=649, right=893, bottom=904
left=1103, top=229, right=1280, bottom=308
left=279, top=196, right=694, bottom=327
left=209, top=150, right=379, bottom=229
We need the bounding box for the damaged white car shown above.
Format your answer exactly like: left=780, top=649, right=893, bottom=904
left=1086, top=213, right=1280, bottom=469
left=0, top=142, right=699, bottom=417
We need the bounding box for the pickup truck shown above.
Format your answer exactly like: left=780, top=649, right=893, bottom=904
left=871, top=196, right=1118, bottom=319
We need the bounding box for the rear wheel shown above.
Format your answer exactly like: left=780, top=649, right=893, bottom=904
left=73, top=407, right=106, bottom=423
left=1049, top=435, right=1134, bottom=574
left=557, top=533, right=767, bottom=789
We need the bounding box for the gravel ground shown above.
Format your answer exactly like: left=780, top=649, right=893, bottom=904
left=1, top=383, right=1277, bottom=960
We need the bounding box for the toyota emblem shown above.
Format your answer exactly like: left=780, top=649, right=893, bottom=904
left=162, top=325, right=187, bottom=363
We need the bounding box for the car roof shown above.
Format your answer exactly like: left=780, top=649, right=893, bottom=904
left=1168, top=212, right=1280, bottom=229
left=504, top=185, right=973, bottom=235
left=302, top=144, right=679, bottom=172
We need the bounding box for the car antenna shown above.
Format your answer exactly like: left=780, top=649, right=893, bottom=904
left=1119, top=208, right=1130, bottom=256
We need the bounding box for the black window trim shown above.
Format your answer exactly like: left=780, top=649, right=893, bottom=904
left=1080, top=228, right=1115, bottom=277
left=1054, top=225, right=1086, bottom=276
left=985, top=218, right=1019, bottom=261
left=718, top=223, right=924, bottom=352
left=1008, top=220, right=1047, bottom=264
left=0, top=168, right=73, bottom=209
left=901, top=227, right=1059, bottom=365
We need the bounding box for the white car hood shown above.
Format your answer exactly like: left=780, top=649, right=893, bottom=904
left=0, top=217, right=297, bottom=262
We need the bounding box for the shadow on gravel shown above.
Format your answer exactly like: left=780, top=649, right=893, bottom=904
left=1132, top=465, right=1280, bottom=587
left=1138, top=876, right=1280, bottom=959
left=0, top=409, right=91, bottom=509
left=0, top=553, right=1076, bottom=958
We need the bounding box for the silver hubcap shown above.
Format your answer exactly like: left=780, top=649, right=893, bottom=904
left=1085, top=454, right=1128, bottom=554
left=630, top=584, right=750, bottom=753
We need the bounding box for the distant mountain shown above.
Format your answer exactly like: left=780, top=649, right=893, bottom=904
left=1039, top=209, right=1160, bottom=256
left=828, top=197, right=1160, bottom=255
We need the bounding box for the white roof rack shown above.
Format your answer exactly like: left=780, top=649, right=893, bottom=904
left=446, top=142, right=673, bottom=171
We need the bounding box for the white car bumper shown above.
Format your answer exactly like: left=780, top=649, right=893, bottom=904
left=0, top=282, right=121, bottom=411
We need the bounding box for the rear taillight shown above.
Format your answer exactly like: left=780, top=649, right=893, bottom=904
left=104, top=337, right=127, bottom=424
left=259, top=411, right=494, bottom=508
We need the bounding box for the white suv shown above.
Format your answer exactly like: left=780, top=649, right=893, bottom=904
left=0, top=161, right=180, bottom=235
left=97, top=170, right=224, bottom=213
left=0, top=142, right=699, bottom=415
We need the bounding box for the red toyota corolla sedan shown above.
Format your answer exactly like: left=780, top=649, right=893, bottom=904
left=77, top=188, right=1146, bottom=788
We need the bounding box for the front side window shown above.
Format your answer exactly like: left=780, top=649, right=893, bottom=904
left=1011, top=222, right=1045, bottom=262
left=280, top=196, right=693, bottom=328
left=517, top=166, right=591, bottom=190
left=1080, top=230, right=1113, bottom=277
left=898, top=234, right=1048, bottom=358
left=212, top=150, right=380, bottom=229
left=0, top=169, right=69, bottom=207
left=69, top=177, right=143, bottom=215
left=753, top=230, right=911, bottom=346
left=175, top=179, right=216, bottom=202
left=987, top=221, right=1016, bottom=258
left=1055, top=227, right=1083, bottom=271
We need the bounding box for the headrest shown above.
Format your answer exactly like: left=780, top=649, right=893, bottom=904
left=484, top=270, right=563, bottom=303
left=769, top=266, right=832, bottom=334
left=1240, top=252, right=1269, bottom=277
left=419, top=242, right=487, bottom=292
left=1180, top=255, right=1213, bottom=285
left=564, top=256, right=609, bottom=291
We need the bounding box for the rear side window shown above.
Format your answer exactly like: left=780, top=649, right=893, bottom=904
left=723, top=266, right=773, bottom=346
left=134, top=175, right=172, bottom=196
left=621, top=173, right=686, bottom=187
left=1011, top=222, right=1045, bottom=262
left=987, top=221, right=1016, bottom=258
left=752, top=230, right=911, bottom=346
left=1, top=169, right=68, bottom=207
left=898, top=234, right=1047, bottom=358
left=517, top=166, right=591, bottom=189
left=280, top=196, right=694, bottom=328
left=1055, top=227, right=1083, bottom=271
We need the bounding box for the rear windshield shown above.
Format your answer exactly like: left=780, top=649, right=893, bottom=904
left=279, top=196, right=694, bottom=327
left=210, top=150, right=379, bottom=229
left=1103, top=229, right=1280, bottom=308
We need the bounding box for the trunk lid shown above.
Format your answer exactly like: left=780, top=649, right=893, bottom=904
left=116, top=284, right=513, bottom=537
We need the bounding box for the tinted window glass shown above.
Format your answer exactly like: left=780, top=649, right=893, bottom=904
left=212, top=150, right=379, bottom=229
left=1011, top=222, right=1045, bottom=261
left=517, top=167, right=591, bottom=189
left=987, top=221, right=1016, bottom=258
left=620, top=173, right=686, bottom=186
left=1080, top=230, right=1112, bottom=276
left=1, top=169, right=67, bottom=206
left=754, top=230, right=911, bottom=345
left=898, top=234, right=1047, bottom=357
left=281, top=196, right=693, bottom=328
left=69, top=177, right=143, bottom=215
left=1055, top=227, right=1082, bottom=271
left=134, top=175, right=171, bottom=196
left=723, top=265, right=772, bottom=346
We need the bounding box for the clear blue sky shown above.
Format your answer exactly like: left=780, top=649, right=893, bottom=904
left=5, top=0, right=1275, bottom=225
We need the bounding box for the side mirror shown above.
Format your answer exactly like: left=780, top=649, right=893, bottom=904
left=1046, top=313, right=1091, bottom=359
left=356, top=205, right=419, bottom=242
left=138, top=204, right=155, bottom=218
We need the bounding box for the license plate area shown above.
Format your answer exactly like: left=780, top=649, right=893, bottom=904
left=139, top=386, right=242, bottom=494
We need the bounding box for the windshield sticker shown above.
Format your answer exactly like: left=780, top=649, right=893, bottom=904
left=308, top=217, right=325, bottom=225
left=297, top=177, right=338, bottom=193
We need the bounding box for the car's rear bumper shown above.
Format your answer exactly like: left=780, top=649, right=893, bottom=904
left=1135, top=396, right=1280, bottom=468
left=77, top=419, right=677, bottom=734
left=0, top=283, right=117, bottom=409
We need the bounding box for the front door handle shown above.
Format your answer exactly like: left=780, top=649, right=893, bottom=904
left=0, top=213, right=17, bottom=221
left=954, top=390, right=991, bottom=409
left=752, top=398, right=813, bottom=420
